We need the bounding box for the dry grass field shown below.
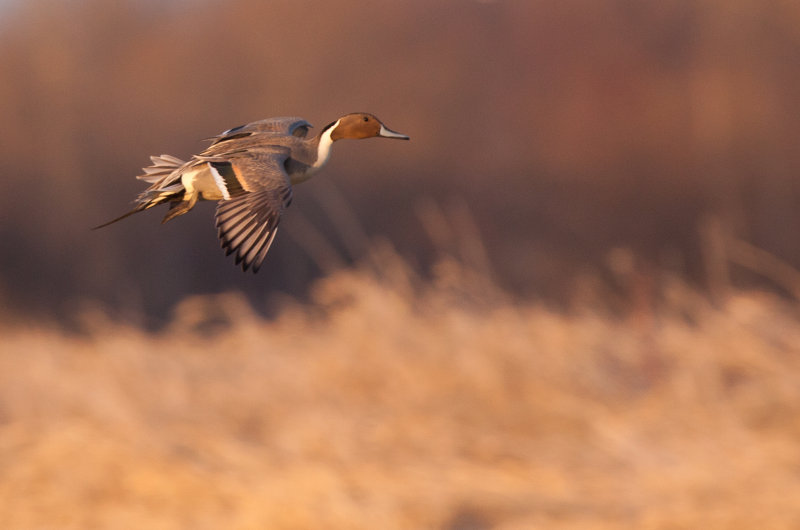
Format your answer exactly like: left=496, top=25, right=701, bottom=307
left=1, top=249, right=800, bottom=529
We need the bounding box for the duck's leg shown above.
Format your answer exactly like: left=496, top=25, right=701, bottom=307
left=162, top=167, right=210, bottom=223
left=162, top=192, right=198, bottom=223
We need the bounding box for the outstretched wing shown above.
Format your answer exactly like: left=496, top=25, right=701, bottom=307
left=213, top=147, right=294, bottom=272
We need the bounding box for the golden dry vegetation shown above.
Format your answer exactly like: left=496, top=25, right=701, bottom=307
left=2, top=249, right=800, bottom=529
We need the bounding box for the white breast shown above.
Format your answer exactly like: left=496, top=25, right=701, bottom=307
left=315, top=120, right=338, bottom=167
left=291, top=119, right=339, bottom=185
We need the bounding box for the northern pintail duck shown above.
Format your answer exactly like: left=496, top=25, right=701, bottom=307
left=96, top=113, right=409, bottom=272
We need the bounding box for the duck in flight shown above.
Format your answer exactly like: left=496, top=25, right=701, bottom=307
left=96, top=113, right=409, bottom=272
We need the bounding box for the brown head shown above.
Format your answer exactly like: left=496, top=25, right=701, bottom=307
left=325, top=113, right=410, bottom=141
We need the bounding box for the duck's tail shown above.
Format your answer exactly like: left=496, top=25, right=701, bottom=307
left=93, top=154, right=189, bottom=229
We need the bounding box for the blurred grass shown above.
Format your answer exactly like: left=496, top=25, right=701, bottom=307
left=1, top=247, right=800, bottom=529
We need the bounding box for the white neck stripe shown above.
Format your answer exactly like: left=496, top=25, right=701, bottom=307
left=313, top=119, right=339, bottom=169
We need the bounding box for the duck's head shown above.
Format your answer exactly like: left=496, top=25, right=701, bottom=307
left=326, top=113, right=410, bottom=141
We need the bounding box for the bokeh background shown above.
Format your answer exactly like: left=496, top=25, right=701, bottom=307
left=2, top=1, right=800, bottom=528
left=2, top=0, right=799, bottom=321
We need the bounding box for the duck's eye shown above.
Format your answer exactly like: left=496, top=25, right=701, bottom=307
left=363, top=116, right=369, bottom=122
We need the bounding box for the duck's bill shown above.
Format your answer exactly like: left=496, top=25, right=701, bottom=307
left=379, top=125, right=410, bottom=140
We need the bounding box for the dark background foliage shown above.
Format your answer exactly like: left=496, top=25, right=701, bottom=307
left=1, top=0, right=799, bottom=323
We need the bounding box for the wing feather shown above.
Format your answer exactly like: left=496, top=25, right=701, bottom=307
left=208, top=117, right=312, bottom=146
left=214, top=147, right=293, bottom=272
left=252, top=228, right=279, bottom=272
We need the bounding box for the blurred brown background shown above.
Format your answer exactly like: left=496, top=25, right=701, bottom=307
left=2, top=0, right=798, bottom=323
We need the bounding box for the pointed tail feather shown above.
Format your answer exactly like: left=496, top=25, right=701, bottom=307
left=94, top=154, right=189, bottom=230
left=92, top=203, right=150, bottom=230
left=93, top=186, right=185, bottom=230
